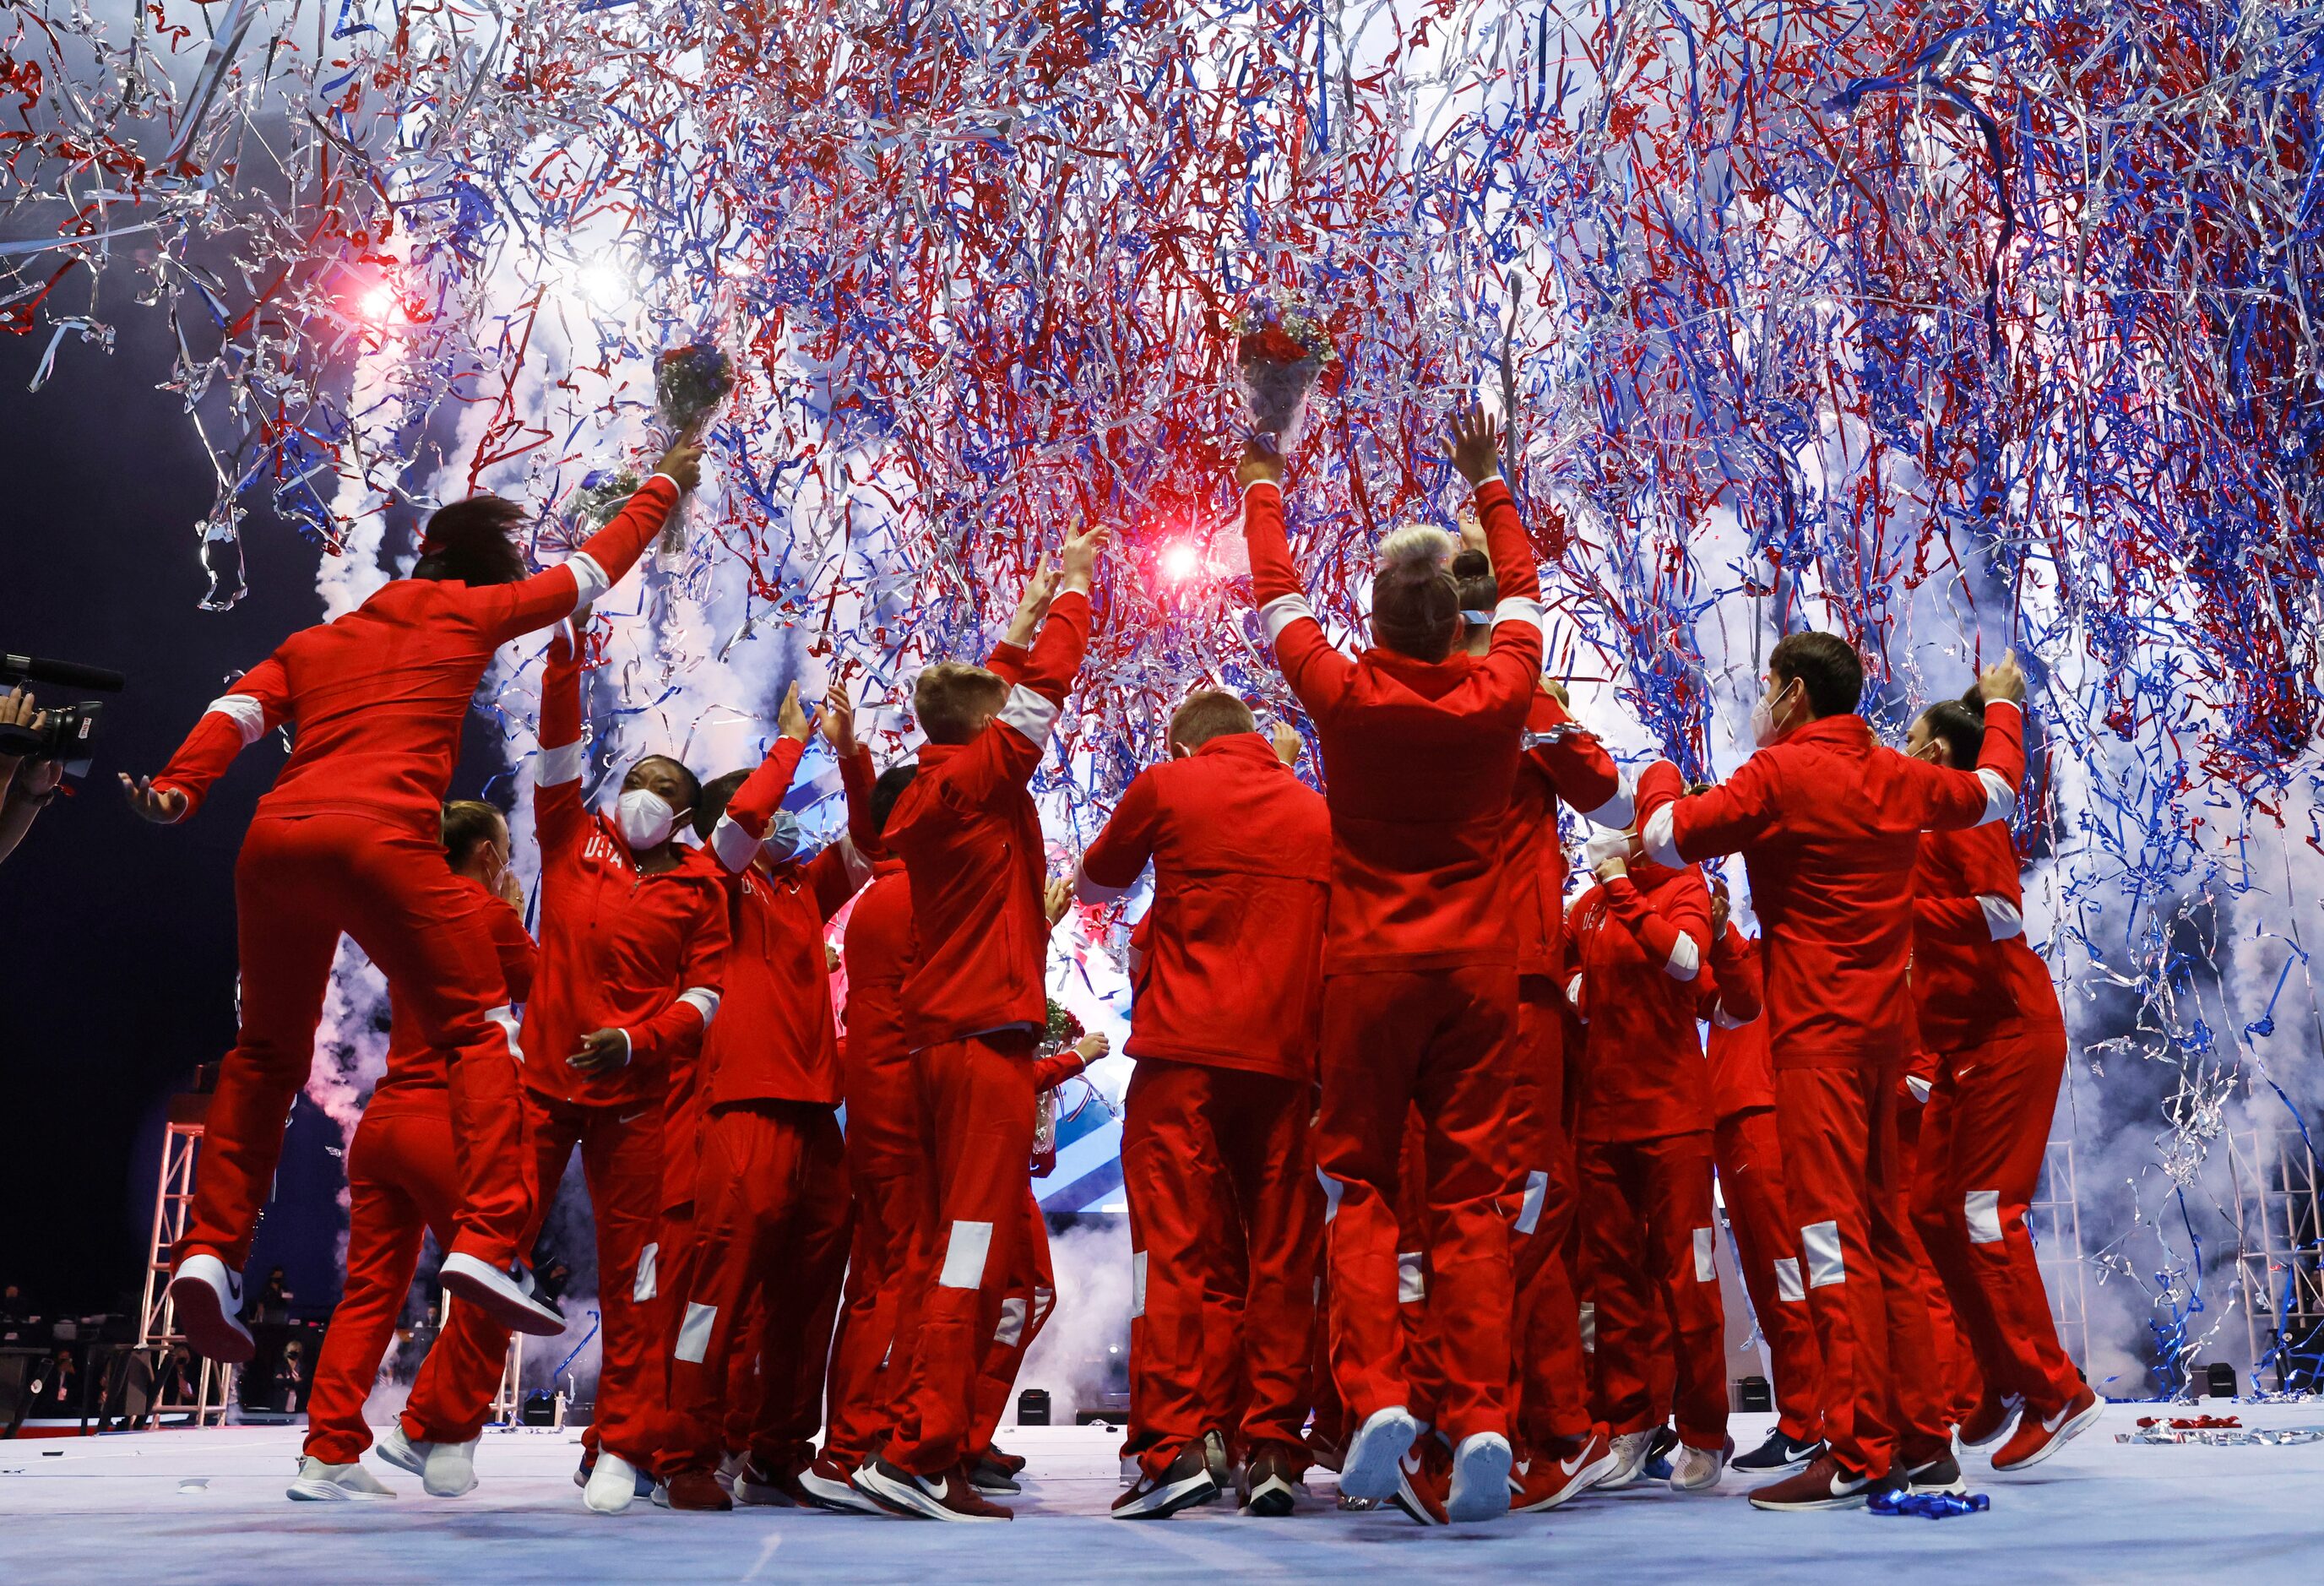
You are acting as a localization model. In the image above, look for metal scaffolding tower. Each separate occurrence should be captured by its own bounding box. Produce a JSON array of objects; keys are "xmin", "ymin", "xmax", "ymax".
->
[
  {"xmin": 2029, "ymin": 1137, "xmax": 2091, "ymax": 1370},
  {"xmin": 133, "ymin": 1098, "xmax": 236, "ymax": 1427},
  {"xmin": 2227, "ymin": 1128, "xmax": 2324, "ymax": 1393}
]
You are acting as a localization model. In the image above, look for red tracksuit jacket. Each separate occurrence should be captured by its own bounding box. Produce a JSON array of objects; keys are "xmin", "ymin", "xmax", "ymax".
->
[
  {"xmin": 154, "ymin": 478, "xmax": 681, "ymax": 831},
  {"xmin": 1508, "ymin": 691, "xmax": 1629, "ymax": 982},
  {"xmin": 701, "ymin": 736, "xmax": 881, "ymax": 1105},
  {"xmin": 1074, "ymin": 731, "xmax": 1331, "ymax": 1079},
  {"xmin": 368, "ymin": 881, "xmax": 537, "ymax": 1118},
  {"xmin": 842, "ymin": 861, "xmax": 913, "ymax": 1068},
  {"xmin": 1242, "ymin": 476, "xmax": 1545, "ymax": 973},
  {"xmin": 523, "ymin": 623, "xmax": 731, "ymax": 1113},
  {"xmin": 888, "ymin": 589, "xmax": 1091, "ymax": 1050},
  {"xmin": 1910, "ymin": 822, "xmax": 2063, "ymax": 1054},
  {"xmin": 1566, "ymin": 863, "xmax": 1713, "ymax": 1143},
  {"xmin": 1701, "ymin": 923, "xmax": 1773, "ymax": 1120},
  {"xmin": 1637, "ymin": 703, "xmax": 2027, "ymax": 1064}
]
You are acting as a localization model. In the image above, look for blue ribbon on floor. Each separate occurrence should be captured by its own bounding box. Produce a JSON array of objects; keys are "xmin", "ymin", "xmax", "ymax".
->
[{"xmin": 1870, "ymin": 1490, "xmax": 1991, "ymax": 1519}]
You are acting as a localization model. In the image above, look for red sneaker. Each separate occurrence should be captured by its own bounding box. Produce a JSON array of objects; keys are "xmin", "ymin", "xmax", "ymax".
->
[
  {"xmin": 662, "ymin": 1468, "xmax": 733, "ymax": 1512},
  {"xmin": 851, "ymin": 1457, "xmax": 1013, "ymax": 1522},
  {"xmin": 1991, "ymin": 1386, "xmax": 2102, "ymax": 1471},
  {"xmin": 1389, "ymin": 1435, "xmax": 1451, "ymax": 1526},
  {"xmin": 988, "ymin": 1444, "xmax": 1028, "ymax": 1477},
  {"xmin": 1512, "ymin": 1426, "xmax": 1618, "ymax": 1513},
  {"xmin": 732, "ymin": 1456, "xmax": 812, "ymax": 1507},
  {"xmin": 795, "ymin": 1452, "xmax": 885, "ymax": 1514},
  {"xmin": 1746, "ymin": 1453, "xmax": 1884, "ymax": 1512}
]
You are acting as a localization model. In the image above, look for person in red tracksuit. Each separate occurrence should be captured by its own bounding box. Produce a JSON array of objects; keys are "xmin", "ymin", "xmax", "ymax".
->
[
  {"xmin": 1072, "ymin": 687, "xmax": 1331, "ymax": 1520},
  {"xmin": 1699, "ymin": 888, "xmax": 1827, "ymax": 1476},
  {"xmin": 1903, "ymin": 691, "xmax": 2097, "ymax": 1470},
  {"xmin": 1892, "ymin": 1051, "xmax": 1985, "ymax": 1433},
  {"xmin": 1564, "ymin": 834, "xmax": 1728, "ymax": 1491},
  {"xmin": 1634, "ymin": 632, "xmax": 2028, "ymax": 1509},
  {"xmin": 851, "ymin": 524, "xmax": 1106, "ymax": 1523},
  {"xmin": 500, "ymin": 613, "xmax": 731, "ymax": 1515},
  {"xmin": 124, "ymin": 439, "xmax": 703, "ymax": 1362},
  {"xmin": 817, "ymin": 767, "xmax": 920, "ymax": 1504},
  {"xmin": 292, "ymin": 801, "xmax": 535, "ymax": 1503},
  {"xmin": 1238, "ymin": 405, "xmax": 1544, "ymax": 1526},
  {"xmin": 1452, "ymin": 548, "xmax": 1632, "ymax": 1512},
  {"xmin": 659, "ymin": 679, "xmax": 879, "ymax": 1512}
]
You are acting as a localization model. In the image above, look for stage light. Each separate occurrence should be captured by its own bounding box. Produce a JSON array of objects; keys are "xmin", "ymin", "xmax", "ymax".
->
[
  {"xmin": 1160, "ymin": 543, "xmax": 1201, "ymax": 583},
  {"xmin": 578, "ymin": 258, "xmax": 629, "ymax": 311},
  {"xmin": 358, "ymin": 284, "xmax": 398, "ymax": 323}
]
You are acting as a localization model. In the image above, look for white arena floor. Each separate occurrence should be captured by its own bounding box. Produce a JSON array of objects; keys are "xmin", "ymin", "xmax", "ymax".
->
[{"xmin": 3, "ymin": 1405, "xmax": 2320, "ymax": 1584}]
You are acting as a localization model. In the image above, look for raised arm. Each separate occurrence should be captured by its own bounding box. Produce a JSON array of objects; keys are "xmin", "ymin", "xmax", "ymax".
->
[
  {"xmin": 1526, "ymin": 689, "xmax": 1631, "ymax": 827},
  {"xmin": 1451, "ymin": 406, "xmax": 1545, "ymax": 710},
  {"xmin": 944, "ymin": 528, "xmax": 1104, "ymax": 807},
  {"xmin": 533, "ymin": 620, "xmax": 591, "ymax": 856},
  {"xmin": 469, "ymin": 437, "xmax": 700, "ymax": 642},
  {"xmin": 134, "ymin": 653, "xmax": 294, "ymax": 823},
  {"xmin": 709, "ymin": 686, "xmax": 811, "ymax": 874},
  {"xmin": 1238, "ymin": 445, "xmax": 1354, "ymax": 711},
  {"xmin": 1638, "ymin": 754, "xmax": 1780, "ymax": 866},
  {"xmin": 1906, "ymin": 698, "xmax": 2027, "ymax": 832}
]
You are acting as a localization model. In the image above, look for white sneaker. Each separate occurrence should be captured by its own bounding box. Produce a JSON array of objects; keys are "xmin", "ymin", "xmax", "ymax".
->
[
  {"xmin": 1338, "ymin": 1405, "xmax": 1425, "ymax": 1502},
  {"xmin": 1595, "ymin": 1430, "xmax": 1657, "ymax": 1489},
  {"xmin": 438, "ymin": 1252, "xmax": 567, "ymax": 1338},
  {"xmin": 287, "ymin": 1458, "xmax": 397, "ymax": 1502},
  {"xmin": 584, "ymin": 1450, "xmax": 643, "ymax": 1514},
  {"xmin": 1445, "ymin": 1432, "xmax": 1512, "ymax": 1522},
  {"xmin": 423, "ymin": 1437, "xmax": 480, "ymax": 1498},
  {"xmin": 375, "ymin": 1423, "xmax": 426, "ymax": 1479},
  {"xmin": 168, "ymin": 1255, "xmax": 255, "ymax": 1364},
  {"xmin": 1668, "ymin": 1439, "xmax": 1729, "ymax": 1491}
]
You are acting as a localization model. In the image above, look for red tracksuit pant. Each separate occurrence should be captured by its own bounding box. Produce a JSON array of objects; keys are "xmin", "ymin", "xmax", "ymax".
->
[
  {"xmin": 1893, "ymin": 1093, "xmax": 1983, "ymax": 1424},
  {"xmin": 1714, "ymin": 1106, "xmax": 1824, "ymax": 1443},
  {"xmin": 1121, "ymin": 1058, "xmax": 1322, "ymax": 1477},
  {"xmin": 1507, "ymin": 984, "xmax": 1590, "ymax": 1453},
  {"xmin": 665, "ymin": 1102, "xmax": 851, "ymax": 1474},
  {"xmin": 1316, "ymin": 966, "xmax": 1516, "ymax": 1444},
  {"xmin": 303, "ymin": 1104, "xmax": 510, "ymax": 1463},
  {"xmin": 1577, "ymin": 1132, "xmax": 1728, "ymax": 1449},
  {"xmin": 1909, "ymin": 1027, "xmax": 2080, "ymax": 1416},
  {"xmin": 824, "ymin": 1043, "xmax": 916, "ymax": 1464},
  {"xmin": 967, "ymin": 1189, "xmax": 1054, "ymax": 1458},
  {"xmin": 184, "ymin": 814, "xmax": 530, "ymax": 1272},
  {"xmin": 886, "ymin": 1031, "xmax": 1038, "ymax": 1477},
  {"xmin": 1777, "ymin": 1057, "xmax": 1950, "ymax": 1479}
]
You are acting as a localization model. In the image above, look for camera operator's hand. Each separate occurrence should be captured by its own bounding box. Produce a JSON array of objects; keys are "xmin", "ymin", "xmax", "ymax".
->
[
  {"xmin": 0, "ymin": 689, "xmax": 45, "ymax": 787},
  {"xmin": 119, "ymin": 774, "xmax": 190, "ymax": 825}
]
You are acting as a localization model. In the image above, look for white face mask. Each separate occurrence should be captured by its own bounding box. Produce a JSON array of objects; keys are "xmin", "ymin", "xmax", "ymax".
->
[
  {"xmin": 1750, "ymin": 679, "xmax": 1796, "ymax": 748},
  {"xmin": 616, "ymin": 787, "xmax": 676, "ymax": 850},
  {"xmin": 760, "ymin": 810, "xmax": 805, "ymax": 864}
]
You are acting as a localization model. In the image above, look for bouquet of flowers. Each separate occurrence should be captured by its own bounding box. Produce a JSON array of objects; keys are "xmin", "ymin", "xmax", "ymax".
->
[
  {"xmin": 1234, "ymin": 298, "xmax": 1344, "ymax": 454},
  {"xmin": 566, "ymin": 466, "xmax": 641, "ymax": 535},
  {"xmin": 1032, "ymin": 997, "xmax": 1086, "ymax": 1172},
  {"xmin": 654, "ymin": 341, "xmax": 734, "ymax": 434}
]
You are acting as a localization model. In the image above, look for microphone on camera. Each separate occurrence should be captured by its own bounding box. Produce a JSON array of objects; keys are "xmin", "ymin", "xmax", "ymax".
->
[{"xmin": 1, "ymin": 654, "xmax": 127, "ymax": 693}]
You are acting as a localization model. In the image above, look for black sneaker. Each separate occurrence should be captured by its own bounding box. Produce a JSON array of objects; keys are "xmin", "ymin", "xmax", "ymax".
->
[
  {"xmin": 1239, "ymin": 1445, "xmax": 1300, "ymax": 1518},
  {"xmin": 1733, "ymin": 1428, "xmax": 1825, "ymax": 1475},
  {"xmin": 966, "ymin": 1451, "xmax": 1022, "ymax": 1494},
  {"xmin": 1904, "ymin": 1453, "xmax": 1965, "ymax": 1495},
  {"xmin": 1110, "ymin": 1443, "xmax": 1219, "ymax": 1520}
]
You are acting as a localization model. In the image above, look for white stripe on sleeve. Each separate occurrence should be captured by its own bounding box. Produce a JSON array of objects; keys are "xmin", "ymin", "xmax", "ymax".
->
[
  {"xmin": 204, "ymin": 694, "xmax": 267, "ymax": 746},
  {"xmin": 709, "ymin": 813, "xmax": 757, "ymax": 873},
  {"xmin": 1664, "ymin": 932, "xmax": 1702, "ymax": 982},
  {"xmin": 1580, "ymin": 771, "xmax": 1634, "ymax": 829},
  {"xmin": 1491, "ymin": 595, "xmax": 1545, "ymax": 636},
  {"xmin": 835, "ymin": 831, "xmax": 876, "ymax": 888},
  {"xmin": 537, "ymin": 739, "xmax": 586, "ymax": 787},
  {"xmin": 1978, "ymin": 894, "xmax": 2024, "ymax": 941},
  {"xmin": 1974, "ymin": 766, "xmax": 2017, "ymax": 826},
  {"xmin": 998, "ymin": 683, "xmax": 1061, "ymax": 746},
  {"xmin": 1257, "ymin": 593, "xmax": 1317, "ymax": 645},
  {"xmin": 677, "ymin": 987, "xmax": 719, "ymax": 1027},
  {"xmin": 1642, "ymin": 801, "xmax": 1683, "ymax": 866},
  {"xmin": 567, "ymin": 551, "xmax": 611, "ymax": 609}
]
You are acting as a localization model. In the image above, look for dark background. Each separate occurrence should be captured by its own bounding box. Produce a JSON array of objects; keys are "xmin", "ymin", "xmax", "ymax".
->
[{"xmin": 0, "ymin": 285, "xmax": 483, "ymax": 1322}]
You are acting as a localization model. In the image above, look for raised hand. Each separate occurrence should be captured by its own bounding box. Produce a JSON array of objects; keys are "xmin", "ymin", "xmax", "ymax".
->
[
  {"xmin": 820, "ymin": 678, "xmax": 859, "ymax": 756},
  {"xmin": 1060, "ymin": 524, "xmax": 1112, "ymax": 593},
  {"xmin": 1072, "ymin": 1031, "xmax": 1110, "ymax": 1064},
  {"xmin": 1270, "ymin": 720, "xmax": 1302, "ymax": 766},
  {"xmin": 1236, "ymin": 437, "xmax": 1285, "ymax": 490},
  {"xmin": 1447, "ymin": 402, "xmax": 1503, "ymax": 486},
  {"xmin": 1979, "ymin": 649, "xmax": 2027, "ymax": 707},
  {"xmin": 656, "ymin": 428, "xmax": 705, "ymax": 492},
  {"xmin": 1005, "ymin": 557, "xmax": 1061, "ymax": 646},
  {"xmin": 776, "ymin": 680, "xmax": 811, "ymax": 743},
  {"xmin": 119, "ymin": 774, "xmax": 189, "ymax": 825},
  {"xmin": 1044, "ymin": 874, "xmax": 1074, "ymax": 926}
]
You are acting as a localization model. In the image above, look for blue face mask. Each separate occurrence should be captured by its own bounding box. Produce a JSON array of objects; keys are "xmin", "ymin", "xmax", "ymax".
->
[{"xmin": 760, "ymin": 810, "xmax": 805, "ymax": 864}]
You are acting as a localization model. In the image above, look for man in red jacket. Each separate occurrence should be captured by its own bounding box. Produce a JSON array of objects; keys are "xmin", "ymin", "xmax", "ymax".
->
[
  {"xmin": 659, "ymin": 680, "xmax": 879, "ymax": 1510},
  {"xmin": 1239, "ymin": 405, "xmax": 1544, "ymax": 1525},
  {"xmin": 518, "ymin": 614, "xmax": 731, "ymax": 1514},
  {"xmin": 1699, "ymin": 888, "xmax": 1827, "ymax": 1478},
  {"xmin": 1903, "ymin": 693, "xmax": 2097, "ymax": 1470},
  {"xmin": 293, "ymin": 801, "xmax": 535, "ymax": 1503},
  {"xmin": 1634, "ymin": 633, "xmax": 2028, "ymax": 1509},
  {"xmin": 123, "ymin": 439, "xmax": 700, "ymax": 1361},
  {"xmin": 1452, "ymin": 554, "xmax": 1628, "ymax": 1511},
  {"xmin": 1565, "ymin": 833, "xmax": 1727, "ymax": 1491},
  {"xmin": 850, "ymin": 524, "xmax": 1107, "ymax": 1522},
  {"xmin": 1073, "ymin": 688, "xmax": 1331, "ymax": 1519}
]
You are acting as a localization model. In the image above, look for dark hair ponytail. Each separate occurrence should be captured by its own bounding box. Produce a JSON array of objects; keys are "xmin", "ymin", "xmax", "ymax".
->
[
  {"xmin": 1919, "ymin": 686, "xmax": 1987, "ymax": 767},
  {"xmin": 413, "ymin": 497, "xmax": 529, "ymax": 586}
]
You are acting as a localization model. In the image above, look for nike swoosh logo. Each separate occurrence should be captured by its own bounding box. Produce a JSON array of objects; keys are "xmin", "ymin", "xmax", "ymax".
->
[
  {"xmin": 617, "ymin": 1108, "xmax": 653, "ymax": 1124},
  {"xmin": 1559, "ymin": 1448, "xmax": 1589, "ymax": 1475},
  {"xmin": 1399, "ymin": 1452, "xmax": 1423, "ymax": 1475}
]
